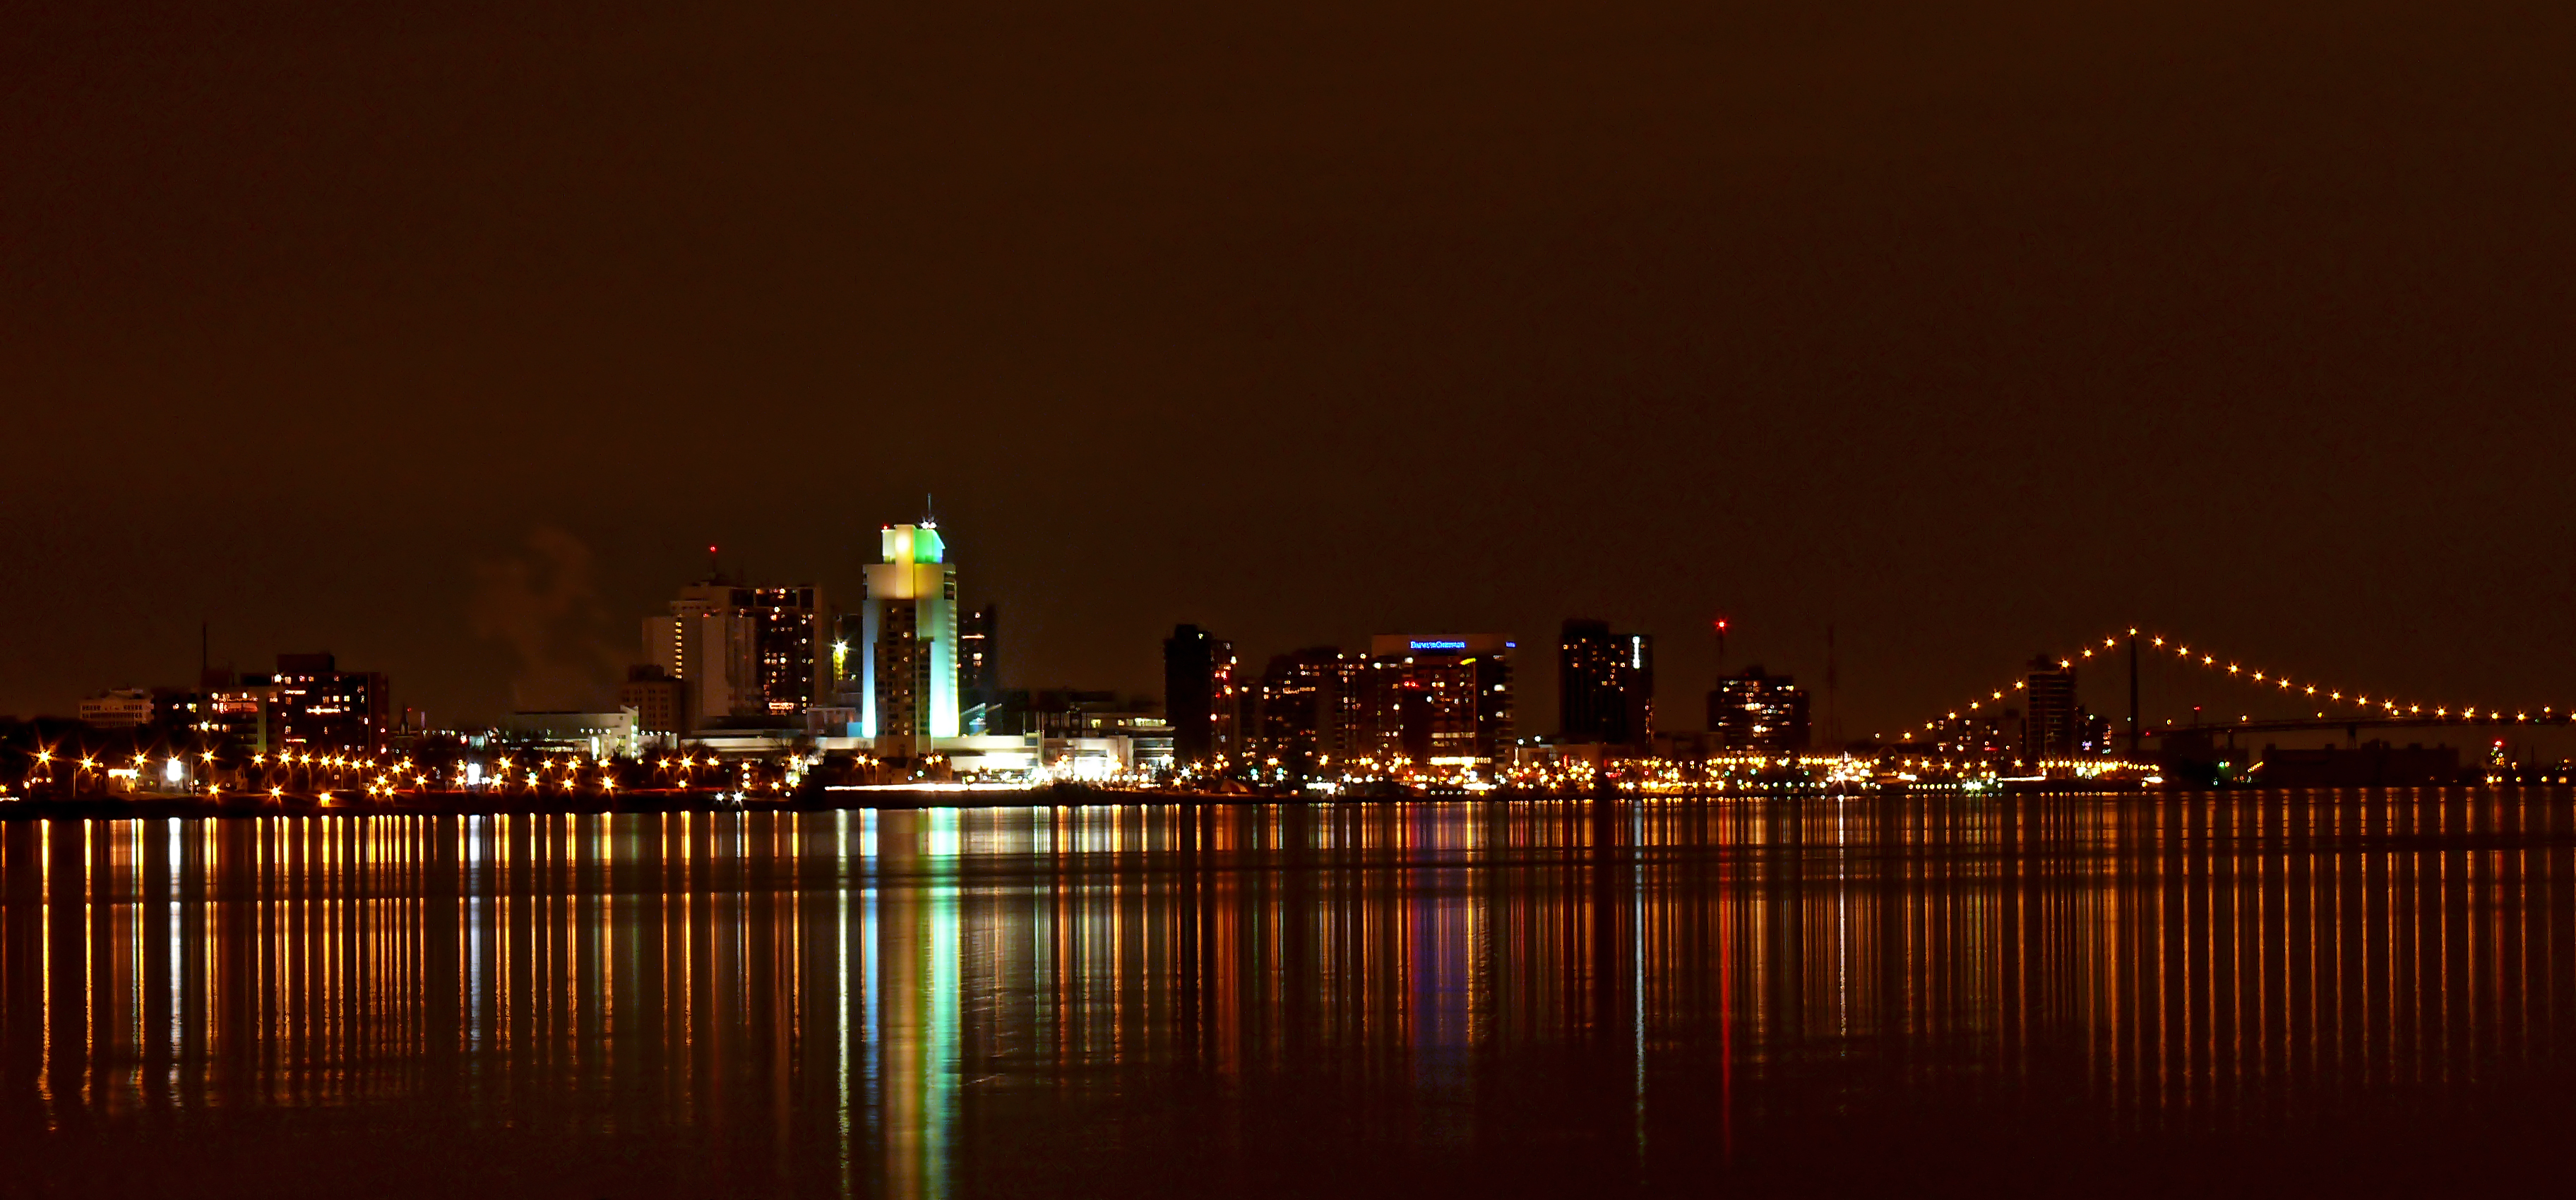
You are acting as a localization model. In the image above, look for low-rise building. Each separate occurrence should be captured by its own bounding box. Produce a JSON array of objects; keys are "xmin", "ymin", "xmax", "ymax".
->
[
  {"xmin": 77, "ymin": 688, "xmax": 154, "ymax": 728},
  {"xmin": 619, "ymin": 664, "xmax": 690, "ymax": 737},
  {"xmin": 501, "ymin": 709, "xmax": 644, "ymax": 760}
]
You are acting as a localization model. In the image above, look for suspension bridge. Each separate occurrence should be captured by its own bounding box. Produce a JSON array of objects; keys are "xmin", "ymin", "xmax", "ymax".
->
[{"xmin": 1902, "ymin": 628, "xmax": 2572, "ymax": 756}]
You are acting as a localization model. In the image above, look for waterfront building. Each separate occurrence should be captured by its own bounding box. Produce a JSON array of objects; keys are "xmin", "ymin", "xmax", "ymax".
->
[
  {"xmin": 646, "ymin": 579, "xmax": 828, "ymax": 730},
  {"xmin": 188, "ymin": 672, "xmax": 281, "ymax": 750},
  {"xmin": 928, "ymin": 689, "xmax": 1171, "ymax": 778},
  {"xmin": 245, "ymin": 652, "xmax": 389, "ymax": 753},
  {"xmin": 2022, "ymin": 656, "xmax": 2080, "ymax": 761},
  {"xmin": 646, "ymin": 584, "xmax": 756, "ymax": 728},
  {"xmin": 1707, "ymin": 665, "xmax": 1810, "ymax": 752},
  {"xmin": 77, "ymin": 688, "xmax": 154, "ymax": 728},
  {"xmin": 1249, "ymin": 647, "xmax": 1344, "ymax": 774},
  {"xmin": 501, "ymin": 709, "xmax": 644, "ymax": 760},
  {"xmin": 619, "ymin": 664, "xmax": 689, "ymax": 737},
  {"xmin": 860, "ymin": 522, "xmax": 959, "ymax": 757},
  {"xmin": 1163, "ymin": 625, "xmax": 1239, "ymax": 767},
  {"xmin": 1357, "ymin": 635, "xmax": 1515, "ymax": 766},
  {"xmin": 957, "ymin": 605, "xmax": 1000, "ymax": 733},
  {"xmin": 744, "ymin": 585, "xmax": 828, "ymax": 714},
  {"xmin": 1558, "ymin": 619, "xmax": 1654, "ymax": 748}
]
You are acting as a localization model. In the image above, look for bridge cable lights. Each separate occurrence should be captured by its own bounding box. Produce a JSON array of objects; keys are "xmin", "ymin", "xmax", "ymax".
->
[{"xmin": 1904, "ymin": 625, "xmax": 2552, "ymax": 746}]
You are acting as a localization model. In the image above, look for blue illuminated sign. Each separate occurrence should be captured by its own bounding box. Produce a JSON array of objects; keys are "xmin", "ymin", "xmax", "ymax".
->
[{"xmin": 1409, "ymin": 639, "xmax": 1468, "ymax": 651}]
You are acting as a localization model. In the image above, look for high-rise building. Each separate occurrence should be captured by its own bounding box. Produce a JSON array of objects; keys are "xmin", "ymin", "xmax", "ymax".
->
[
  {"xmin": 744, "ymin": 585, "xmax": 828, "ymax": 715},
  {"xmin": 1163, "ymin": 625, "xmax": 1239, "ymax": 767},
  {"xmin": 647, "ymin": 584, "xmax": 753, "ymax": 728},
  {"xmin": 2022, "ymin": 656, "xmax": 2080, "ymax": 761},
  {"xmin": 1249, "ymin": 647, "xmax": 1344, "ymax": 773},
  {"xmin": 246, "ymin": 652, "xmax": 389, "ymax": 752},
  {"xmin": 1707, "ymin": 665, "xmax": 1810, "ymax": 752},
  {"xmin": 1357, "ymin": 635, "xmax": 1515, "ymax": 765},
  {"xmin": 645, "ymin": 579, "xmax": 825, "ymax": 728},
  {"xmin": 1558, "ymin": 619, "xmax": 1653, "ymax": 747},
  {"xmin": 861, "ymin": 522, "xmax": 959, "ymax": 757},
  {"xmin": 958, "ymin": 605, "xmax": 999, "ymax": 731}
]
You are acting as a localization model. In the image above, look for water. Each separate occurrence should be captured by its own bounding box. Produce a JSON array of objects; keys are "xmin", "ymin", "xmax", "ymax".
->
[{"xmin": 4, "ymin": 791, "xmax": 2574, "ymax": 1198}]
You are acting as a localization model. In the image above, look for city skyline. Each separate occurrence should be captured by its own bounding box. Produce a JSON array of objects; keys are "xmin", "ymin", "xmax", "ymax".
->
[
  {"xmin": 29, "ymin": 528, "xmax": 2576, "ymax": 759},
  {"xmin": 11, "ymin": 2, "xmax": 2575, "ymax": 1196}
]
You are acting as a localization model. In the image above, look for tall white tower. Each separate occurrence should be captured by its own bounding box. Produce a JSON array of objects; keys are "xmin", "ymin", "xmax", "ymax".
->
[
  {"xmin": 860, "ymin": 522, "xmax": 959, "ymax": 755},
  {"xmin": 644, "ymin": 583, "xmax": 758, "ymax": 730}
]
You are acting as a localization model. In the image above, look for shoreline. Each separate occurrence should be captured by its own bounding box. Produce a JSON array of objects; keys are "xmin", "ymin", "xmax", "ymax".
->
[{"xmin": 0, "ymin": 778, "xmax": 2559, "ymax": 820}]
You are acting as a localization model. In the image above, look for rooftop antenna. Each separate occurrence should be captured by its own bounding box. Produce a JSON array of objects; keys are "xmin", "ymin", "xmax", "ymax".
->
[
  {"xmin": 924, "ymin": 493, "xmax": 938, "ymax": 528},
  {"xmin": 708, "ymin": 544, "xmax": 720, "ymax": 582}
]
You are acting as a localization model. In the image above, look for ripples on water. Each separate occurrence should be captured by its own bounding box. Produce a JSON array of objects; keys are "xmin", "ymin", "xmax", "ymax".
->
[{"xmin": 4, "ymin": 791, "xmax": 2574, "ymax": 1197}]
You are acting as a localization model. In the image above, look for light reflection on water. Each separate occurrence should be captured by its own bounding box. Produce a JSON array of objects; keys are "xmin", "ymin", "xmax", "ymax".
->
[{"xmin": 2, "ymin": 791, "xmax": 2573, "ymax": 1196}]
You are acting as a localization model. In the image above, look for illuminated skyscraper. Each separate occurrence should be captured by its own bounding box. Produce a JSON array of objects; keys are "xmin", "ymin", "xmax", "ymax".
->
[{"xmin": 861, "ymin": 522, "xmax": 959, "ymax": 755}]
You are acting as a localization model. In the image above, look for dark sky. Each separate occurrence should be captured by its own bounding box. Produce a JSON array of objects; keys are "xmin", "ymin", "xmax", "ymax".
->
[{"xmin": 6, "ymin": 0, "xmax": 2572, "ymax": 736}]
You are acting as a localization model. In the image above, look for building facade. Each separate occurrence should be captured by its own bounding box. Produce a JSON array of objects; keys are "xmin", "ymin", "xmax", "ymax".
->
[
  {"xmin": 645, "ymin": 580, "xmax": 826, "ymax": 731},
  {"xmin": 860, "ymin": 522, "xmax": 959, "ymax": 757},
  {"xmin": 744, "ymin": 585, "xmax": 827, "ymax": 715},
  {"xmin": 958, "ymin": 604, "xmax": 999, "ymax": 733},
  {"xmin": 1162, "ymin": 625, "xmax": 1239, "ymax": 767},
  {"xmin": 1248, "ymin": 647, "xmax": 1344, "ymax": 774},
  {"xmin": 2022, "ymin": 657, "xmax": 2080, "ymax": 761},
  {"xmin": 1356, "ymin": 635, "xmax": 1515, "ymax": 766},
  {"xmin": 1558, "ymin": 619, "xmax": 1654, "ymax": 748},
  {"xmin": 78, "ymin": 688, "xmax": 155, "ymax": 728},
  {"xmin": 246, "ymin": 652, "xmax": 390, "ymax": 753},
  {"xmin": 501, "ymin": 709, "xmax": 644, "ymax": 760},
  {"xmin": 619, "ymin": 664, "xmax": 689, "ymax": 737},
  {"xmin": 647, "ymin": 585, "xmax": 757, "ymax": 728},
  {"xmin": 1707, "ymin": 665, "xmax": 1810, "ymax": 752}
]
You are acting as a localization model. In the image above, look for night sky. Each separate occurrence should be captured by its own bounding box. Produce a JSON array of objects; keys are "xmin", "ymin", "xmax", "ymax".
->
[{"xmin": 6, "ymin": 1, "xmax": 2571, "ymax": 735}]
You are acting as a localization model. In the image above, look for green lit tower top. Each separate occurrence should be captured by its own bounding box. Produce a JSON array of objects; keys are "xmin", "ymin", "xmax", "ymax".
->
[{"xmin": 860, "ymin": 521, "xmax": 959, "ymax": 752}]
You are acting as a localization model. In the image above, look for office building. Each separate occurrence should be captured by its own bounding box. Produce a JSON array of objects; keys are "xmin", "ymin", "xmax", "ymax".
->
[
  {"xmin": 646, "ymin": 584, "xmax": 756, "ymax": 728},
  {"xmin": 1708, "ymin": 665, "xmax": 1810, "ymax": 752},
  {"xmin": 77, "ymin": 688, "xmax": 154, "ymax": 728},
  {"xmin": 2022, "ymin": 656, "xmax": 2080, "ymax": 761},
  {"xmin": 744, "ymin": 585, "xmax": 828, "ymax": 714},
  {"xmin": 1249, "ymin": 647, "xmax": 1344, "ymax": 772},
  {"xmin": 246, "ymin": 652, "xmax": 389, "ymax": 753},
  {"xmin": 181, "ymin": 668, "xmax": 281, "ymax": 750},
  {"xmin": 1558, "ymin": 619, "xmax": 1654, "ymax": 748},
  {"xmin": 645, "ymin": 578, "xmax": 827, "ymax": 730},
  {"xmin": 619, "ymin": 664, "xmax": 689, "ymax": 737},
  {"xmin": 959, "ymin": 605, "xmax": 999, "ymax": 732},
  {"xmin": 861, "ymin": 522, "xmax": 959, "ymax": 757},
  {"xmin": 1163, "ymin": 625, "xmax": 1239, "ymax": 767},
  {"xmin": 1356, "ymin": 635, "xmax": 1515, "ymax": 765}
]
